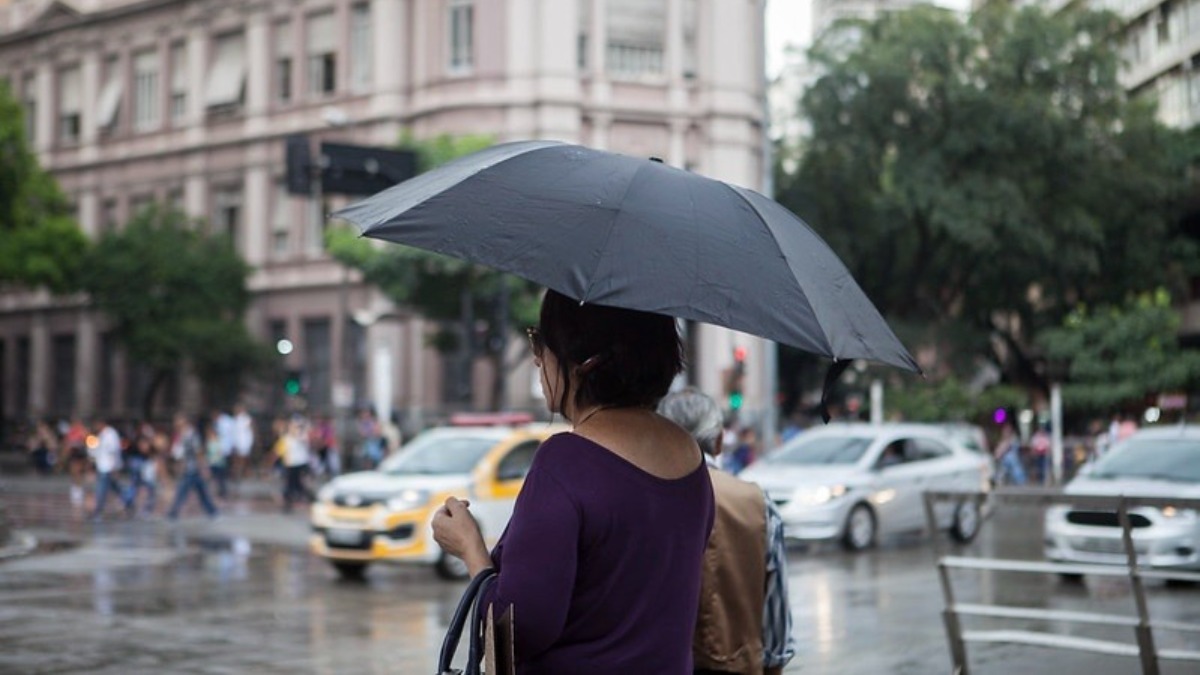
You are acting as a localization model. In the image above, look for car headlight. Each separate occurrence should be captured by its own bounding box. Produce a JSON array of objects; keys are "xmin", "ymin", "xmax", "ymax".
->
[
  {"xmin": 1160, "ymin": 506, "xmax": 1197, "ymax": 520},
  {"xmin": 793, "ymin": 484, "xmax": 848, "ymax": 506},
  {"xmin": 317, "ymin": 484, "xmax": 336, "ymax": 503},
  {"xmin": 386, "ymin": 489, "xmax": 431, "ymax": 512}
]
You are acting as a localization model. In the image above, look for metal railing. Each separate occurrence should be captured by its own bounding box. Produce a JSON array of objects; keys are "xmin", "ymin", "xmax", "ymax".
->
[{"xmin": 923, "ymin": 488, "xmax": 1200, "ymax": 675}]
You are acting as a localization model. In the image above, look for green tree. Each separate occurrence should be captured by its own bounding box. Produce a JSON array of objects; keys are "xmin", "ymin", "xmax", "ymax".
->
[
  {"xmin": 1040, "ymin": 290, "xmax": 1200, "ymax": 412},
  {"xmin": 777, "ymin": 5, "xmax": 1192, "ymax": 395},
  {"xmin": 79, "ymin": 205, "xmax": 272, "ymax": 419},
  {"xmin": 328, "ymin": 133, "xmax": 542, "ymax": 409},
  {"xmin": 0, "ymin": 81, "xmax": 88, "ymax": 291}
]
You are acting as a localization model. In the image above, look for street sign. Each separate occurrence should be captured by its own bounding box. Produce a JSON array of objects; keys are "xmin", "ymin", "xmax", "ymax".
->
[
  {"xmin": 320, "ymin": 143, "xmax": 417, "ymax": 196},
  {"xmin": 284, "ymin": 136, "xmax": 418, "ymax": 197}
]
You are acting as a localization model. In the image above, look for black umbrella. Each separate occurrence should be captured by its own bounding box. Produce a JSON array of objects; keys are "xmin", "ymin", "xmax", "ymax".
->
[{"xmin": 334, "ymin": 141, "xmax": 919, "ymax": 415}]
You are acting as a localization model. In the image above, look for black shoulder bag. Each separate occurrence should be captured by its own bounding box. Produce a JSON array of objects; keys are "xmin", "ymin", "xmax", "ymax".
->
[{"xmin": 437, "ymin": 568, "xmax": 498, "ymax": 675}]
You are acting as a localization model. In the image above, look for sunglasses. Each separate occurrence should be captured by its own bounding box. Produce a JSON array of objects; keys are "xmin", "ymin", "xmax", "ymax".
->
[{"xmin": 525, "ymin": 326, "xmax": 545, "ymax": 358}]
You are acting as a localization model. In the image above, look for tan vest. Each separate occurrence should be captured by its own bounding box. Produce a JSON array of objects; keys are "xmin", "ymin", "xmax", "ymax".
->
[{"xmin": 693, "ymin": 469, "xmax": 768, "ymax": 674}]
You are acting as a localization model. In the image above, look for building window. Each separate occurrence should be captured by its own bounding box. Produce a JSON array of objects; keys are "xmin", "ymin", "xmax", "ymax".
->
[
  {"xmin": 275, "ymin": 21, "xmax": 293, "ymax": 103},
  {"xmin": 21, "ymin": 72, "xmax": 36, "ymax": 143},
  {"xmin": 578, "ymin": 0, "xmax": 590, "ymax": 71},
  {"xmin": 448, "ymin": 0, "xmax": 474, "ymax": 73},
  {"xmin": 303, "ymin": 318, "xmax": 332, "ymax": 409},
  {"xmin": 167, "ymin": 187, "xmax": 185, "ymax": 216},
  {"xmin": 102, "ymin": 198, "xmax": 120, "ymax": 233},
  {"xmin": 350, "ymin": 4, "xmax": 372, "ymax": 90},
  {"xmin": 307, "ymin": 12, "xmax": 337, "ymax": 96},
  {"xmin": 97, "ymin": 56, "xmax": 123, "ymax": 135},
  {"xmin": 58, "ymin": 66, "xmax": 81, "ymax": 144},
  {"xmin": 1157, "ymin": 4, "xmax": 1172, "ymax": 43},
  {"xmin": 206, "ymin": 32, "xmax": 246, "ymax": 113},
  {"xmin": 129, "ymin": 193, "xmax": 154, "ymax": 221},
  {"xmin": 133, "ymin": 50, "xmax": 160, "ymax": 132},
  {"xmin": 682, "ymin": 0, "xmax": 698, "ymax": 79},
  {"xmin": 15, "ymin": 336, "xmax": 30, "ymax": 418},
  {"xmin": 606, "ymin": 0, "xmax": 665, "ymax": 77},
  {"xmin": 272, "ymin": 184, "xmax": 291, "ymax": 258},
  {"xmin": 52, "ymin": 333, "xmax": 76, "ymax": 418},
  {"xmin": 212, "ymin": 185, "xmax": 242, "ymax": 248},
  {"xmin": 170, "ymin": 42, "xmax": 188, "ymax": 124}
]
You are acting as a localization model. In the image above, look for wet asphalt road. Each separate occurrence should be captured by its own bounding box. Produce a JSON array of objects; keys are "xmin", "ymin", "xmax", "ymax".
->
[{"xmin": 2, "ymin": 476, "xmax": 1199, "ymax": 675}]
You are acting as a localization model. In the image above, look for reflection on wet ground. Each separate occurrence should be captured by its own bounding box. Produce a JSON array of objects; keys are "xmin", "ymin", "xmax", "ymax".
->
[{"xmin": 2, "ymin": 481, "xmax": 1198, "ymax": 674}]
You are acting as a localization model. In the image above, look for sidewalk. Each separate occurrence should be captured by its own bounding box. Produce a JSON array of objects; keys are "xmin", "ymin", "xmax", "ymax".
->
[{"xmin": 0, "ymin": 471, "xmax": 316, "ymax": 553}]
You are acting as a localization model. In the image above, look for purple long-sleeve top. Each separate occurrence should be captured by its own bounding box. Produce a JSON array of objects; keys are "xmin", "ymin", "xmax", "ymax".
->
[{"xmin": 484, "ymin": 432, "xmax": 714, "ymax": 674}]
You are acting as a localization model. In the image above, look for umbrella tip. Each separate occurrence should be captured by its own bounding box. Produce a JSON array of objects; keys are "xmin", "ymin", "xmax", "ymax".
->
[{"xmin": 649, "ymin": 156, "xmax": 664, "ymax": 164}]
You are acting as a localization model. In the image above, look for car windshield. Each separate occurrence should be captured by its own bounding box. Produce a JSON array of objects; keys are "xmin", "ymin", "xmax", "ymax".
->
[
  {"xmin": 764, "ymin": 435, "xmax": 874, "ymax": 465},
  {"xmin": 1089, "ymin": 438, "xmax": 1200, "ymax": 482},
  {"xmin": 380, "ymin": 433, "xmax": 500, "ymax": 475}
]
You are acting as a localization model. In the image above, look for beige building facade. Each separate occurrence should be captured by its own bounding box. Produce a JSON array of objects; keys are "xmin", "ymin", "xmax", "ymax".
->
[{"xmin": 0, "ymin": 0, "xmax": 768, "ymax": 430}]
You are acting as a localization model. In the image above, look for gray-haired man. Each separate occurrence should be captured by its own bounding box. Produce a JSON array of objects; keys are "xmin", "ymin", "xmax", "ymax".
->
[{"xmin": 659, "ymin": 388, "xmax": 795, "ymax": 675}]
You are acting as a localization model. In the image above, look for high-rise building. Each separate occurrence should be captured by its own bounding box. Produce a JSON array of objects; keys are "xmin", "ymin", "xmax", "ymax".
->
[{"xmin": 0, "ymin": 0, "xmax": 767, "ymax": 431}]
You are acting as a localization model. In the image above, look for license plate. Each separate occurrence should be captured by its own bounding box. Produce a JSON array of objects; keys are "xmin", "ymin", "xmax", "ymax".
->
[{"xmin": 327, "ymin": 528, "xmax": 365, "ymax": 546}]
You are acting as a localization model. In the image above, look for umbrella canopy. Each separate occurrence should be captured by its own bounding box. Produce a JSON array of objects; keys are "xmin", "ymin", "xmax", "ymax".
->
[{"xmin": 334, "ymin": 140, "xmax": 919, "ymax": 376}]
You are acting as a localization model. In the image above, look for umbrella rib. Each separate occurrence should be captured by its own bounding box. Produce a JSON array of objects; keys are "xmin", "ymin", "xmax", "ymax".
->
[{"xmin": 577, "ymin": 162, "xmax": 645, "ymax": 305}]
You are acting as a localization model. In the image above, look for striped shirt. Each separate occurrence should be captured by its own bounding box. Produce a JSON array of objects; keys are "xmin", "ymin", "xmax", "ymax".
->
[{"xmin": 762, "ymin": 495, "xmax": 797, "ymax": 669}]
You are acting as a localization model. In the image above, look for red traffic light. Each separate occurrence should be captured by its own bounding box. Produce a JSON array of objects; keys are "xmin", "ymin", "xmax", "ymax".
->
[{"xmin": 733, "ymin": 345, "xmax": 747, "ymax": 362}]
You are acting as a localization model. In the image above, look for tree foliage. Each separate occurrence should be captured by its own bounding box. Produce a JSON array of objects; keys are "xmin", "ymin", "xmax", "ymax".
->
[
  {"xmin": 79, "ymin": 206, "xmax": 271, "ymax": 418},
  {"xmin": 328, "ymin": 133, "xmax": 542, "ymax": 408},
  {"xmin": 777, "ymin": 5, "xmax": 1193, "ymax": 394},
  {"xmin": 1040, "ymin": 290, "xmax": 1200, "ymax": 412},
  {"xmin": 0, "ymin": 81, "xmax": 88, "ymax": 292}
]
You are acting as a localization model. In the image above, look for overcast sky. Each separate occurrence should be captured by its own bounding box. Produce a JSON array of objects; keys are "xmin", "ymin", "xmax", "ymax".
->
[{"xmin": 766, "ymin": 0, "xmax": 972, "ymax": 76}]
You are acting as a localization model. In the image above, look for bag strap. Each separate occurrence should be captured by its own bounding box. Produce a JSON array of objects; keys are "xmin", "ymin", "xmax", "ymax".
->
[
  {"xmin": 437, "ymin": 568, "xmax": 497, "ymax": 675},
  {"xmin": 464, "ymin": 573, "xmax": 497, "ymax": 675}
]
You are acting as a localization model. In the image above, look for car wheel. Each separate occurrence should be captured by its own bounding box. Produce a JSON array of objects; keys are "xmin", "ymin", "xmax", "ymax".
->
[
  {"xmin": 842, "ymin": 503, "xmax": 877, "ymax": 552},
  {"xmin": 332, "ymin": 561, "xmax": 368, "ymax": 580},
  {"xmin": 949, "ymin": 500, "xmax": 981, "ymax": 543},
  {"xmin": 435, "ymin": 549, "xmax": 470, "ymax": 581}
]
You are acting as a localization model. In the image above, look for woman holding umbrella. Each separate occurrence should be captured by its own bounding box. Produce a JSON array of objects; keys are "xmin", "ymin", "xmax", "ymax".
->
[{"xmin": 433, "ymin": 289, "xmax": 714, "ymax": 673}]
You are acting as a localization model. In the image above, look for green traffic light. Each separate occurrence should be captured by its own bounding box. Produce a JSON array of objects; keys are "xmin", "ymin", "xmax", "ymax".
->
[
  {"xmin": 729, "ymin": 392, "xmax": 743, "ymax": 410},
  {"xmin": 285, "ymin": 379, "xmax": 301, "ymax": 396}
]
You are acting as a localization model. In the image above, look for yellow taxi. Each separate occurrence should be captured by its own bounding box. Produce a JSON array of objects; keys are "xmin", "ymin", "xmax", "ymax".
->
[{"xmin": 310, "ymin": 422, "xmax": 565, "ymax": 579}]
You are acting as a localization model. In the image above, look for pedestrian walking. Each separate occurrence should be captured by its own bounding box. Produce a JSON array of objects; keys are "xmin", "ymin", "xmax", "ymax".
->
[
  {"xmin": 658, "ymin": 388, "xmax": 796, "ymax": 675},
  {"xmin": 166, "ymin": 414, "xmax": 218, "ymax": 520},
  {"xmin": 281, "ymin": 416, "xmax": 314, "ymax": 513},
  {"xmin": 27, "ymin": 420, "xmax": 56, "ymax": 475},
  {"xmin": 1030, "ymin": 425, "xmax": 1051, "ymax": 485},
  {"xmin": 994, "ymin": 424, "xmax": 1027, "ymax": 486},
  {"xmin": 89, "ymin": 418, "xmax": 129, "ymax": 521},
  {"xmin": 204, "ymin": 423, "xmax": 229, "ymax": 500},
  {"xmin": 232, "ymin": 403, "xmax": 254, "ymax": 481},
  {"xmin": 61, "ymin": 416, "xmax": 89, "ymax": 507},
  {"xmin": 213, "ymin": 407, "xmax": 236, "ymax": 498},
  {"xmin": 356, "ymin": 409, "xmax": 383, "ymax": 470},
  {"xmin": 122, "ymin": 433, "xmax": 157, "ymax": 514}
]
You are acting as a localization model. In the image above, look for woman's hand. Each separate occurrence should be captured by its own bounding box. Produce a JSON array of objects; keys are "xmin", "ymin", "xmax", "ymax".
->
[{"xmin": 431, "ymin": 497, "xmax": 492, "ymax": 577}]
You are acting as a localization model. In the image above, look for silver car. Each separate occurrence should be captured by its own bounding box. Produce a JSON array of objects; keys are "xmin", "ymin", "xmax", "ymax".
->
[
  {"xmin": 1044, "ymin": 426, "xmax": 1200, "ymax": 572},
  {"xmin": 740, "ymin": 423, "xmax": 993, "ymax": 551}
]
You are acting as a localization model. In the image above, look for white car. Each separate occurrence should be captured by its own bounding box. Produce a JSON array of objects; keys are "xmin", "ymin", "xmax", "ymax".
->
[
  {"xmin": 740, "ymin": 423, "xmax": 992, "ymax": 550},
  {"xmin": 1044, "ymin": 426, "xmax": 1200, "ymax": 573}
]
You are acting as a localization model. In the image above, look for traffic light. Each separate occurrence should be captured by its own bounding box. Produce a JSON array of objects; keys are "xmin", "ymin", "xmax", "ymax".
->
[
  {"xmin": 729, "ymin": 346, "xmax": 746, "ymax": 411},
  {"xmin": 284, "ymin": 369, "xmax": 304, "ymax": 396}
]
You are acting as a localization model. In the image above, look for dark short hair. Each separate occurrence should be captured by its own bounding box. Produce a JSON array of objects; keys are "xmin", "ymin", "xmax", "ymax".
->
[{"xmin": 539, "ymin": 289, "xmax": 683, "ymax": 415}]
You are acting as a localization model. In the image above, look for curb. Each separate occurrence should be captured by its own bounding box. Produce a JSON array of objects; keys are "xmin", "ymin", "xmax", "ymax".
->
[{"xmin": 0, "ymin": 531, "xmax": 38, "ymax": 561}]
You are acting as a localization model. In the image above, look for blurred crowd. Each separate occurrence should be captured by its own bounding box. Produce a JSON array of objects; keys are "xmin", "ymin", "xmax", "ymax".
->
[{"xmin": 13, "ymin": 405, "xmax": 404, "ymax": 521}]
